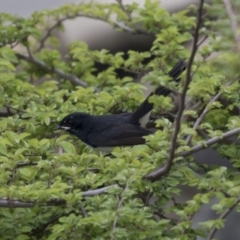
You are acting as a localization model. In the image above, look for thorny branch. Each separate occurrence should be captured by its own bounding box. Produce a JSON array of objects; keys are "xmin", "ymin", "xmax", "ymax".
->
[{"xmin": 145, "ymin": 0, "xmax": 205, "ymax": 181}]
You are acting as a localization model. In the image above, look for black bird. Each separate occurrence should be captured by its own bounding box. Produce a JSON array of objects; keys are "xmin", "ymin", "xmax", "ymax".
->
[{"xmin": 55, "ymin": 60, "xmax": 186, "ymax": 152}]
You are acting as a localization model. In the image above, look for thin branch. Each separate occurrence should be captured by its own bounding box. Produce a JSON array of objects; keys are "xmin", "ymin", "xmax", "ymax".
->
[
  {"xmin": 37, "ymin": 13, "xmax": 149, "ymax": 52},
  {"xmin": 197, "ymin": 129, "xmax": 211, "ymax": 140},
  {"xmin": 26, "ymin": 44, "xmax": 33, "ymax": 58},
  {"xmin": 0, "ymin": 112, "xmax": 14, "ymax": 117},
  {"xmin": 111, "ymin": 185, "xmax": 128, "ymax": 240},
  {"xmin": 116, "ymin": 0, "xmax": 132, "ymax": 21},
  {"xmin": 36, "ymin": 15, "xmax": 71, "ymax": 52},
  {"xmin": 111, "ymin": 20, "xmax": 150, "ymax": 34},
  {"xmin": 146, "ymin": 127, "xmax": 240, "ymax": 181},
  {"xmin": 0, "ymin": 199, "xmax": 35, "ymax": 208},
  {"xmin": 145, "ymin": 0, "xmax": 205, "ymax": 181},
  {"xmin": 186, "ymin": 80, "xmax": 236, "ymax": 144},
  {"xmin": 222, "ymin": 0, "xmax": 240, "ymax": 50},
  {"xmin": 79, "ymin": 201, "xmax": 88, "ymax": 218},
  {"xmin": 144, "ymin": 191, "xmax": 153, "ymax": 206},
  {"xmin": 197, "ymin": 94, "xmax": 221, "ymax": 123},
  {"xmin": 16, "ymin": 53, "xmax": 88, "ymax": 87},
  {"xmin": 32, "ymin": 213, "xmax": 64, "ymax": 236},
  {"xmin": 197, "ymin": 35, "xmax": 208, "ymax": 48},
  {"xmin": 0, "ymin": 185, "xmax": 118, "ymax": 208},
  {"xmin": 181, "ymin": 127, "xmax": 240, "ymax": 158},
  {"xmin": 82, "ymin": 185, "xmax": 117, "ymax": 197},
  {"xmin": 207, "ymin": 196, "xmax": 240, "ymax": 240},
  {"xmin": 47, "ymin": 167, "xmax": 53, "ymax": 188},
  {"xmin": 15, "ymin": 162, "xmax": 38, "ymax": 168}
]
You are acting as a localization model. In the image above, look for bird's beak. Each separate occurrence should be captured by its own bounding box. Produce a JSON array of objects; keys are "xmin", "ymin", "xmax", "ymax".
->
[{"xmin": 54, "ymin": 126, "xmax": 70, "ymax": 131}]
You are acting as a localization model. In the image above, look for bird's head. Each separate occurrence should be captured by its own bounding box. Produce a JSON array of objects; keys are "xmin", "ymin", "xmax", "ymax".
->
[{"xmin": 55, "ymin": 112, "xmax": 88, "ymax": 134}]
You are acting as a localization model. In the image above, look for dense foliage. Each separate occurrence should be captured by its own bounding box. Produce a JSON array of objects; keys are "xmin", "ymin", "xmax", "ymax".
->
[{"xmin": 0, "ymin": 0, "xmax": 240, "ymax": 239}]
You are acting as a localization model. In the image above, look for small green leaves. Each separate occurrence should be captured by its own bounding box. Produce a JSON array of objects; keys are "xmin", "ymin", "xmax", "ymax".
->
[
  {"xmin": 59, "ymin": 141, "xmax": 76, "ymax": 154},
  {"xmin": 19, "ymin": 168, "xmax": 38, "ymax": 181},
  {"xmin": 0, "ymin": 58, "xmax": 16, "ymax": 71}
]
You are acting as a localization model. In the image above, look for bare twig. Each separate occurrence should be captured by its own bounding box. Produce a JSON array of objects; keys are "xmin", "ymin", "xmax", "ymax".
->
[
  {"xmin": 197, "ymin": 35, "xmax": 208, "ymax": 48},
  {"xmin": 0, "ymin": 112, "xmax": 14, "ymax": 117},
  {"xmin": 26, "ymin": 44, "xmax": 33, "ymax": 58},
  {"xmin": 32, "ymin": 213, "xmax": 64, "ymax": 236},
  {"xmin": 82, "ymin": 185, "xmax": 118, "ymax": 197},
  {"xmin": 111, "ymin": 185, "xmax": 128, "ymax": 240},
  {"xmin": 15, "ymin": 162, "xmax": 38, "ymax": 168},
  {"xmin": 181, "ymin": 127, "xmax": 240, "ymax": 158},
  {"xmin": 38, "ymin": 14, "xmax": 143, "ymax": 51},
  {"xmin": 57, "ymin": 147, "xmax": 63, "ymax": 155},
  {"xmin": 186, "ymin": 80, "xmax": 236, "ymax": 144},
  {"xmin": 37, "ymin": 12, "xmax": 149, "ymax": 52},
  {"xmin": 145, "ymin": 0, "xmax": 205, "ymax": 181},
  {"xmin": 16, "ymin": 53, "xmax": 88, "ymax": 87},
  {"xmin": 207, "ymin": 196, "xmax": 240, "ymax": 240},
  {"xmin": 47, "ymin": 167, "xmax": 53, "ymax": 189},
  {"xmin": 79, "ymin": 201, "xmax": 88, "ymax": 218},
  {"xmin": 222, "ymin": 0, "xmax": 240, "ymax": 50},
  {"xmin": 0, "ymin": 199, "xmax": 36, "ymax": 208},
  {"xmin": 0, "ymin": 184, "xmax": 118, "ymax": 208},
  {"xmin": 112, "ymin": 20, "xmax": 149, "ymax": 34},
  {"xmin": 37, "ymin": 15, "xmax": 71, "ymax": 52},
  {"xmin": 144, "ymin": 191, "xmax": 153, "ymax": 206},
  {"xmin": 146, "ymin": 127, "xmax": 240, "ymax": 181},
  {"xmin": 116, "ymin": 0, "xmax": 132, "ymax": 21}
]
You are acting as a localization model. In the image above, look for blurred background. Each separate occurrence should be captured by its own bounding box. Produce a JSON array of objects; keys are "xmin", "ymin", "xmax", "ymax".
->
[{"xmin": 1, "ymin": 0, "xmax": 238, "ymax": 239}]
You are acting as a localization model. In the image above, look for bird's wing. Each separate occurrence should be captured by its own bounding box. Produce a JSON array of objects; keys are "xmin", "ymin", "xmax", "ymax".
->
[{"xmin": 88, "ymin": 124, "xmax": 153, "ymax": 147}]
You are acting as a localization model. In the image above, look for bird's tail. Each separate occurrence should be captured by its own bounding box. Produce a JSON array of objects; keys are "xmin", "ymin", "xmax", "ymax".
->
[{"xmin": 130, "ymin": 59, "xmax": 186, "ymax": 126}]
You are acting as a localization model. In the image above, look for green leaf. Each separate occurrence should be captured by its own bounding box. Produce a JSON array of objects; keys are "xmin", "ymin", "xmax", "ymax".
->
[
  {"xmin": 19, "ymin": 133, "xmax": 31, "ymax": 139},
  {"xmin": 59, "ymin": 141, "xmax": 76, "ymax": 154},
  {"xmin": 15, "ymin": 235, "xmax": 30, "ymax": 240},
  {"xmin": 0, "ymin": 143, "xmax": 7, "ymax": 155},
  {"xmin": 44, "ymin": 116, "xmax": 50, "ymax": 125},
  {"xmin": 0, "ymin": 58, "xmax": 15, "ymax": 71}
]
